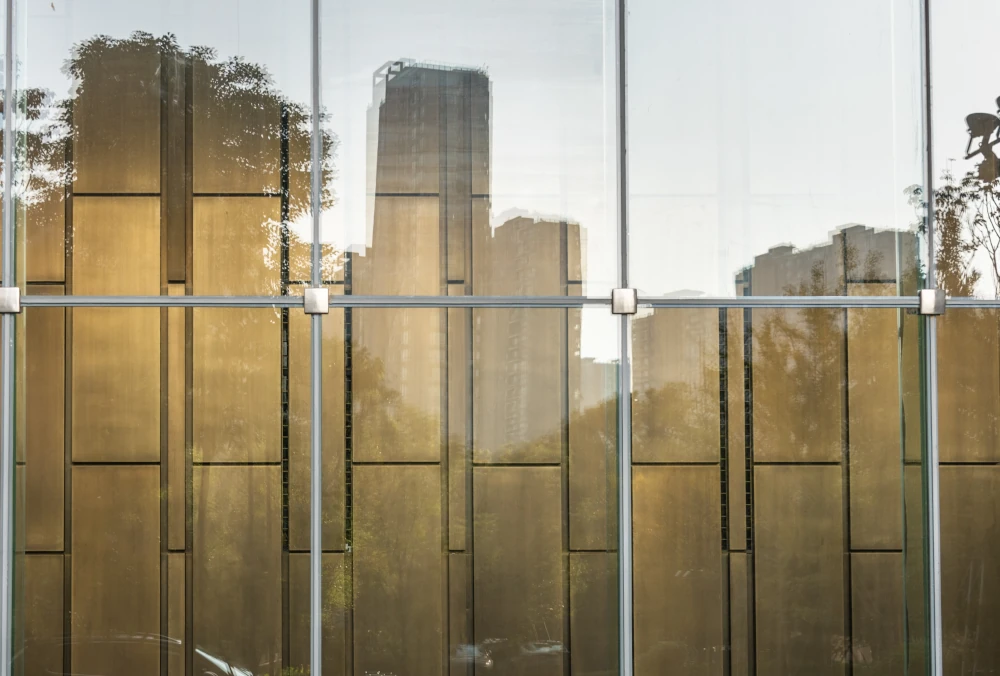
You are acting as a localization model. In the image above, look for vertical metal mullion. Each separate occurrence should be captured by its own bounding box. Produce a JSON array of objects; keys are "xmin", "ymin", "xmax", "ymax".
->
[
  {"xmin": 309, "ymin": 0, "xmax": 323, "ymax": 674},
  {"xmin": 0, "ymin": 0, "xmax": 16, "ymax": 670},
  {"xmin": 918, "ymin": 0, "xmax": 942, "ymax": 670},
  {"xmin": 614, "ymin": 0, "xmax": 632, "ymax": 674}
]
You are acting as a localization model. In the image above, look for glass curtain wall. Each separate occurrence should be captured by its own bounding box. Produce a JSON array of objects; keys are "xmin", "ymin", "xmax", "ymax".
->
[{"xmin": 0, "ymin": 1, "xmax": 971, "ymax": 676}]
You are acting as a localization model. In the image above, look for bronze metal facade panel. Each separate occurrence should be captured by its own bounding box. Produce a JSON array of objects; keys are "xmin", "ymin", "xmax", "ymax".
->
[
  {"xmin": 726, "ymin": 308, "xmax": 747, "ymax": 551},
  {"xmin": 754, "ymin": 464, "xmax": 844, "ymax": 675},
  {"xmin": 71, "ymin": 197, "xmax": 160, "ymax": 461},
  {"xmin": 167, "ymin": 285, "xmax": 185, "ymax": 550},
  {"xmin": 448, "ymin": 552, "xmax": 469, "ymax": 676},
  {"xmin": 353, "ymin": 464, "xmax": 443, "ymax": 676},
  {"xmin": 71, "ymin": 466, "xmax": 160, "ymax": 676},
  {"xmin": 632, "ymin": 465, "xmax": 723, "ymax": 675},
  {"xmin": 851, "ymin": 553, "xmax": 904, "ymax": 674},
  {"xmin": 847, "ymin": 285, "xmax": 902, "ymax": 550},
  {"xmin": 473, "ymin": 466, "xmax": 564, "ymax": 676},
  {"xmin": 473, "ymin": 308, "xmax": 564, "ymax": 464},
  {"xmin": 72, "ymin": 197, "xmax": 160, "ymax": 294},
  {"xmin": 937, "ymin": 310, "xmax": 1000, "ymax": 462},
  {"xmin": 290, "ymin": 553, "xmax": 347, "ymax": 676},
  {"xmin": 71, "ymin": 308, "xmax": 160, "ymax": 462},
  {"xmin": 568, "ymin": 351, "xmax": 616, "ymax": 551},
  {"xmin": 729, "ymin": 552, "xmax": 751, "ymax": 676},
  {"xmin": 904, "ymin": 466, "xmax": 927, "ymax": 674},
  {"xmin": 940, "ymin": 465, "xmax": 1000, "ymax": 671},
  {"xmin": 24, "ymin": 293, "xmax": 65, "ymax": 551},
  {"xmin": 751, "ymin": 308, "xmax": 844, "ymax": 462},
  {"xmin": 447, "ymin": 287, "xmax": 467, "ymax": 550},
  {"xmin": 569, "ymin": 552, "xmax": 617, "ymax": 676},
  {"xmin": 191, "ymin": 307, "xmax": 281, "ymax": 463},
  {"xmin": 631, "ymin": 309, "xmax": 721, "ymax": 463},
  {"xmin": 167, "ymin": 553, "xmax": 184, "ymax": 676},
  {"xmin": 193, "ymin": 465, "xmax": 282, "ymax": 674},
  {"xmin": 192, "ymin": 61, "xmax": 281, "ymax": 194},
  {"xmin": 289, "ymin": 294, "xmax": 346, "ymax": 551},
  {"xmin": 23, "ymin": 554, "xmax": 63, "ymax": 676},
  {"xmin": 352, "ymin": 308, "xmax": 443, "ymax": 463},
  {"xmin": 25, "ymin": 181, "xmax": 66, "ymax": 283},
  {"xmin": 72, "ymin": 43, "xmax": 160, "ymax": 194},
  {"xmin": 192, "ymin": 197, "xmax": 282, "ymax": 295}
]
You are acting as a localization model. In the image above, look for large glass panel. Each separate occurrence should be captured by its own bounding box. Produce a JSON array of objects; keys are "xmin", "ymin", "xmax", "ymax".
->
[
  {"xmin": 345, "ymin": 307, "xmax": 619, "ymax": 674},
  {"xmin": 936, "ymin": 308, "xmax": 1000, "ymax": 671},
  {"xmin": 630, "ymin": 304, "xmax": 928, "ymax": 673},
  {"xmin": 17, "ymin": 0, "xmax": 331, "ymax": 293},
  {"xmin": 627, "ymin": 0, "xmax": 926, "ymax": 298},
  {"xmin": 322, "ymin": 0, "xmax": 618, "ymax": 297},
  {"xmin": 930, "ymin": 0, "xmax": 1000, "ymax": 299},
  {"xmin": 15, "ymin": 303, "xmax": 324, "ymax": 676}
]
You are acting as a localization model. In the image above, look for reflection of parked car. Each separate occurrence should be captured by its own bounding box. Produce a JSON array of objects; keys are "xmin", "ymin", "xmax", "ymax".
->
[
  {"xmin": 520, "ymin": 640, "xmax": 563, "ymax": 656},
  {"xmin": 18, "ymin": 633, "xmax": 262, "ymax": 676},
  {"xmin": 450, "ymin": 643, "xmax": 494, "ymax": 669}
]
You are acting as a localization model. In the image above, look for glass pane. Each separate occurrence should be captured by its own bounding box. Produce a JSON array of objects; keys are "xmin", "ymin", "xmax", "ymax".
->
[
  {"xmin": 630, "ymin": 304, "xmax": 928, "ymax": 672},
  {"xmin": 346, "ymin": 306, "xmax": 619, "ymax": 673},
  {"xmin": 930, "ymin": 0, "xmax": 1000, "ymax": 299},
  {"xmin": 15, "ymin": 302, "xmax": 327, "ymax": 675},
  {"xmin": 17, "ymin": 1, "xmax": 328, "ymax": 293},
  {"xmin": 936, "ymin": 308, "xmax": 1000, "ymax": 670},
  {"xmin": 627, "ymin": 0, "xmax": 926, "ymax": 298},
  {"xmin": 322, "ymin": 0, "xmax": 618, "ymax": 297}
]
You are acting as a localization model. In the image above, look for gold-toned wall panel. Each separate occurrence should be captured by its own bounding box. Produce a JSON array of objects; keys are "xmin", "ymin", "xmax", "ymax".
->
[
  {"xmin": 168, "ymin": 553, "xmax": 184, "ymax": 676},
  {"xmin": 631, "ymin": 309, "xmax": 720, "ymax": 463},
  {"xmin": 289, "ymin": 295, "xmax": 346, "ymax": 551},
  {"xmin": 192, "ymin": 197, "xmax": 282, "ymax": 295},
  {"xmin": 449, "ymin": 553, "xmax": 469, "ymax": 676},
  {"xmin": 71, "ymin": 466, "xmax": 160, "ymax": 676},
  {"xmin": 24, "ymin": 293, "xmax": 64, "ymax": 551},
  {"xmin": 473, "ymin": 308, "xmax": 564, "ymax": 464},
  {"xmin": 729, "ymin": 553, "xmax": 751, "ymax": 676},
  {"xmin": 447, "ymin": 288, "xmax": 468, "ymax": 550},
  {"xmin": 71, "ymin": 308, "xmax": 160, "ymax": 462},
  {"xmin": 937, "ymin": 310, "xmax": 1000, "ymax": 462},
  {"xmin": 570, "ymin": 553, "xmax": 617, "ymax": 676},
  {"xmin": 752, "ymin": 308, "xmax": 844, "ymax": 462},
  {"xmin": 192, "ymin": 308, "xmax": 280, "ymax": 463},
  {"xmin": 473, "ymin": 466, "xmax": 563, "ymax": 676},
  {"xmin": 847, "ymin": 285, "xmax": 902, "ymax": 550},
  {"xmin": 193, "ymin": 465, "xmax": 282, "ymax": 674},
  {"xmin": 633, "ymin": 466, "xmax": 722, "ymax": 675},
  {"xmin": 940, "ymin": 465, "xmax": 1000, "ymax": 671},
  {"xmin": 726, "ymin": 308, "xmax": 747, "ymax": 551},
  {"xmin": 851, "ymin": 553, "xmax": 903, "ymax": 674},
  {"xmin": 192, "ymin": 61, "xmax": 280, "ymax": 194},
  {"xmin": 167, "ymin": 285, "xmax": 185, "ymax": 550},
  {"xmin": 754, "ymin": 465, "xmax": 844, "ymax": 675},
  {"xmin": 24, "ymin": 554, "xmax": 63, "ymax": 676},
  {"xmin": 72, "ymin": 45, "xmax": 160, "ymax": 194},
  {"xmin": 353, "ymin": 308, "xmax": 442, "ymax": 463},
  {"xmin": 26, "ymin": 181, "xmax": 65, "ymax": 283},
  {"xmin": 71, "ymin": 197, "xmax": 160, "ymax": 461},
  {"xmin": 569, "ymin": 342, "xmax": 616, "ymax": 550},
  {"xmin": 904, "ymin": 466, "xmax": 927, "ymax": 674},
  {"xmin": 72, "ymin": 196, "xmax": 160, "ymax": 294},
  {"xmin": 355, "ymin": 197, "xmax": 441, "ymax": 295},
  {"xmin": 900, "ymin": 309, "xmax": 922, "ymax": 464},
  {"xmin": 353, "ymin": 465, "xmax": 443, "ymax": 676},
  {"xmin": 290, "ymin": 553, "xmax": 347, "ymax": 676}
]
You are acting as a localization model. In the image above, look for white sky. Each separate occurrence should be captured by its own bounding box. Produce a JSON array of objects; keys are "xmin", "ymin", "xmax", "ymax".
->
[{"xmin": 14, "ymin": 0, "xmax": 998, "ymax": 358}]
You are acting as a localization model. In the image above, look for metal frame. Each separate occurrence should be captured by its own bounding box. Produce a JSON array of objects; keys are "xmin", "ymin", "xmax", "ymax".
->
[{"xmin": 0, "ymin": 0, "xmax": 956, "ymax": 675}]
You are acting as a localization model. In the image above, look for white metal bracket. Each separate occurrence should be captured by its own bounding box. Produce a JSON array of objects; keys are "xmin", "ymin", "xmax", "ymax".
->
[
  {"xmin": 611, "ymin": 288, "xmax": 638, "ymax": 315},
  {"xmin": 303, "ymin": 287, "xmax": 329, "ymax": 315},
  {"xmin": 0, "ymin": 287, "xmax": 20, "ymax": 314},
  {"xmin": 918, "ymin": 289, "xmax": 945, "ymax": 316}
]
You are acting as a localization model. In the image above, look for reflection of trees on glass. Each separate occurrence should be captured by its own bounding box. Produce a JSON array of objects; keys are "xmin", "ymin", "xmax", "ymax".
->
[{"xmin": 9, "ymin": 31, "xmax": 339, "ymax": 282}]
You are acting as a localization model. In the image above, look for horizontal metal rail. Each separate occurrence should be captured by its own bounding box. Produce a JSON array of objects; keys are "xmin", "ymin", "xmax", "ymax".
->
[{"xmin": 15, "ymin": 293, "xmax": 939, "ymax": 309}]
